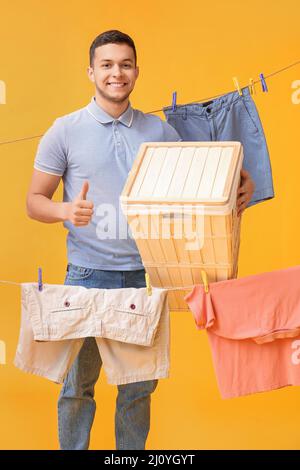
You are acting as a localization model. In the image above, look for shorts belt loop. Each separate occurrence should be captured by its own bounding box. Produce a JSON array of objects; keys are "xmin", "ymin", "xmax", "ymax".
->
[{"xmin": 182, "ymin": 107, "xmax": 187, "ymax": 120}]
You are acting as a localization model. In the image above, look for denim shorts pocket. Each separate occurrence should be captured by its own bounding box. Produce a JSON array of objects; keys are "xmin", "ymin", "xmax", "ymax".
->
[
  {"xmin": 66, "ymin": 263, "xmax": 94, "ymax": 281},
  {"xmin": 240, "ymin": 97, "xmax": 260, "ymax": 134}
]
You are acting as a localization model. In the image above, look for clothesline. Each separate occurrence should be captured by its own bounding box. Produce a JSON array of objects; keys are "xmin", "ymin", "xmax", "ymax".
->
[
  {"xmin": 149, "ymin": 58, "xmax": 300, "ymax": 113},
  {"xmin": 0, "ymin": 279, "xmax": 196, "ymax": 291},
  {"xmin": 0, "ymin": 58, "xmax": 299, "ymax": 147}
]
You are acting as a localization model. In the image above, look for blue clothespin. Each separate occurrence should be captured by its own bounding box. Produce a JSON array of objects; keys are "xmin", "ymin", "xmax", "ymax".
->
[
  {"xmin": 38, "ymin": 267, "xmax": 43, "ymax": 291},
  {"xmin": 172, "ymin": 91, "xmax": 177, "ymax": 112},
  {"xmin": 259, "ymin": 73, "xmax": 268, "ymax": 92}
]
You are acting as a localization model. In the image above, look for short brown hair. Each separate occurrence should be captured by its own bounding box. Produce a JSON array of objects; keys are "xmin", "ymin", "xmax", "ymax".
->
[{"xmin": 89, "ymin": 30, "xmax": 137, "ymax": 67}]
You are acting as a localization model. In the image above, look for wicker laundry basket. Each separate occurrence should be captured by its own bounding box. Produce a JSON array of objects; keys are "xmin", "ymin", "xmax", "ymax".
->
[{"xmin": 120, "ymin": 142, "xmax": 244, "ymax": 311}]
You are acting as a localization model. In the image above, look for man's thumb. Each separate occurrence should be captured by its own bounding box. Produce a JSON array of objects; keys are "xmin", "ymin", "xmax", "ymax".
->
[{"xmin": 78, "ymin": 181, "xmax": 89, "ymax": 200}]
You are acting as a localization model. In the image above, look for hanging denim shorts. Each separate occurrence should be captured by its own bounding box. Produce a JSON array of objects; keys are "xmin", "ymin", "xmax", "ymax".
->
[{"xmin": 163, "ymin": 86, "xmax": 274, "ymax": 207}]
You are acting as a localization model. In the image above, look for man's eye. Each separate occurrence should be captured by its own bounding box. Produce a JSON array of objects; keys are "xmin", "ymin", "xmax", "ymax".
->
[{"xmin": 101, "ymin": 63, "xmax": 131, "ymax": 68}]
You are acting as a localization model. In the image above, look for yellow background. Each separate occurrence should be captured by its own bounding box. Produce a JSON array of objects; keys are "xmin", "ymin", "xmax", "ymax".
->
[{"xmin": 0, "ymin": 0, "xmax": 300, "ymax": 450}]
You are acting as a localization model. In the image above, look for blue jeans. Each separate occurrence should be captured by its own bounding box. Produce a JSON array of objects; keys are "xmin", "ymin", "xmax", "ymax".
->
[{"xmin": 58, "ymin": 263, "xmax": 158, "ymax": 450}]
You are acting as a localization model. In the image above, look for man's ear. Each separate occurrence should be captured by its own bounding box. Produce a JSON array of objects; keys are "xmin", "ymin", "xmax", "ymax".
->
[
  {"xmin": 87, "ymin": 66, "xmax": 95, "ymax": 83},
  {"xmin": 135, "ymin": 66, "xmax": 139, "ymax": 80}
]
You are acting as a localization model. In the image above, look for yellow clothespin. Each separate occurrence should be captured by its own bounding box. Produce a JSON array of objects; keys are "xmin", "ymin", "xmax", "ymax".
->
[
  {"xmin": 200, "ymin": 270, "xmax": 209, "ymax": 294},
  {"xmin": 145, "ymin": 273, "xmax": 152, "ymax": 296},
  {"xmin": 233, "ymin": 76, "xmax": 243, "ymax": 96},
  {"xmin": 249, "ymin": 78, "xmax": 256, "ymax": 95}
]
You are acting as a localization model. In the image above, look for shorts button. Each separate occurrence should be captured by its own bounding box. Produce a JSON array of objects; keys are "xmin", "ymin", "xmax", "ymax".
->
[
  {"xmin": 64, "ymin": 300, "xmax": 70, "ymax": 307},
  {"xmin": 130, "ymin": 304, "xmax": 136, "ymax": 310}
]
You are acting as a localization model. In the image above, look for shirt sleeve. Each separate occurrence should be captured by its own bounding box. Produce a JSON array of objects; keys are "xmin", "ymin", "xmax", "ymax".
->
[
  {"xmin": 34, "ymin": 117, "xmax": 67, "ymax": 176},
  {"xmin": 161, "ymin": 120, "xmax": 183, "ymax": 142}
]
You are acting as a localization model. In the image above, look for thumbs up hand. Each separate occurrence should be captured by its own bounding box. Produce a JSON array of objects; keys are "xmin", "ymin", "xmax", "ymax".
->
[
  {"xmin": 66, "ymin": 181, "xmax": 94, "ymax": 226},
  {"xmin": 78, "ymin": 180, "xmax": 89, "ymax": 201}
]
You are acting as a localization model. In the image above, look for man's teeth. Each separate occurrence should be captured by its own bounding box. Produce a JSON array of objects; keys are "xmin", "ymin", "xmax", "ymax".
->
[{"xmin": 108, "ymin": 83, "xmax": 126, "ymax": 87}]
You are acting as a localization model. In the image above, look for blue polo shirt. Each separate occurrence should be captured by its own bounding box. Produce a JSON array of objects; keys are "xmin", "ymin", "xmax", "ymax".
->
[{"xmin": 34, "ymin": 97, "xmax": 181, "ymax": 270}]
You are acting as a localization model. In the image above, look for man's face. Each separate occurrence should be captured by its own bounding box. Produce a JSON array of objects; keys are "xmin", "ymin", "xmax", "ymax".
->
[{"xmin": 87, "ymin": 43, "xmax": 139, "ymax": 104}]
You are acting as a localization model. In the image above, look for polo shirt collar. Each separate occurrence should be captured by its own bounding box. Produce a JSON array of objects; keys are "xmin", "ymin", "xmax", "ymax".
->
[{"xmin": 87, "ymin": 96, "xmax": 134, "ymax": 127}]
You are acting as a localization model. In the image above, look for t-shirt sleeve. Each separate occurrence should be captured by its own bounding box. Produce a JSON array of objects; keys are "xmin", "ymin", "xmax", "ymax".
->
[
  {"xmin": 161, "ymin": 120, "xmax": 183, "ymax": 142},
  {"xmin": 34, "ymin": 117, "xmax": 67, "ymax": 176}
]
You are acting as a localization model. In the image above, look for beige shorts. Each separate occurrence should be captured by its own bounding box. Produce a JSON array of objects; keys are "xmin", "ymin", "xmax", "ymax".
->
[{"xmin": 14, "ymin": 284, "xmax": 170, "ymax": 385}]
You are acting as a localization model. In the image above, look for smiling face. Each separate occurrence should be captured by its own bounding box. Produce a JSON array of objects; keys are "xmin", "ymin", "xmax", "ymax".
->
[{"xmin": 87, "ymin": 43, "xmax": 139, "ymax": 105}]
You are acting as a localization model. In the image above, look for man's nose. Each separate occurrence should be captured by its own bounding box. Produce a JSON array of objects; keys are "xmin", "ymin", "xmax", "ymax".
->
[{"xmin": 112, "ymin": 66, "xmax": 122, "ymax": 76}]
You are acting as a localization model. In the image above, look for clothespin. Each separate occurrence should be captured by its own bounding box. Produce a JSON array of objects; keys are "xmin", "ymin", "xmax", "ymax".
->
[
  {"xmin": 249, "ymin": 78, "xmax": 256, "ymax": 95},
  {"xmin": 145, "ymin": 272, "xmax": 152, "ymax": 296},
  {"xmin": 232, "ymin": 77, "xmax": 243, "ymax": 96},
  {"xmin": 200, "ymin": 269, "xmax": 209, "ymax": 294},
  {"xmin": 38, "ymin": 267, "xmax": 43, "ymax": 291},
  {"xmin": 259, "ymin": 73, "xmax": 268, "ymax": 92},
  {"xmin": 172, "ymin": 91, "xmax": 177, "ymax": 112}
]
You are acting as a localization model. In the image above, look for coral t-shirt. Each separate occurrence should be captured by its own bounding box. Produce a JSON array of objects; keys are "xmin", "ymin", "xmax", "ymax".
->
[{"xmin": 184, "ymin": 265, "xmax": 300, "ymax": 399}]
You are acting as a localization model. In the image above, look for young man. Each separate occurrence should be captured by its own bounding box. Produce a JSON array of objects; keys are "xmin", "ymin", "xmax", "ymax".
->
[{"xmin": 26, "ymin": 30, "xmax": 254, "ymax": 450}]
